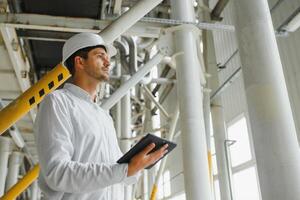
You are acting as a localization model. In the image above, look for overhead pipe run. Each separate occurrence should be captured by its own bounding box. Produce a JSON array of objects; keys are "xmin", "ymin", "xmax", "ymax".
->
[
  {"xmin": 101, "ymin": 53, "xmax": 165, "ymax": 110},
  {"xmin": 100, "ymin": 0, "xmax": 164, "ymax": 43}
]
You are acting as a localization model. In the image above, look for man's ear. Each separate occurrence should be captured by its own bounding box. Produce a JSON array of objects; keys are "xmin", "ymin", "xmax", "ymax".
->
[{"xmin": 74, "ymin": 56, "xmax": 85, "ymax": 70}]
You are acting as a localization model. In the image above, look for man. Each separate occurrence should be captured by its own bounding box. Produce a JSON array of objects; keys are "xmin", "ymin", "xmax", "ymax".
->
[{"xmin": 34, "ymin": 32, "xmax": 168, "ymax": 200}]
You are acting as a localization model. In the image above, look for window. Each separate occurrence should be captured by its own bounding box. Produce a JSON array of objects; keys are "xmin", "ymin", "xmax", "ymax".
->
[
  {"xmin": 170, "ymin": 193, "xmax": 186, "ymax": 200},
  {"xmin": 233, "ymin": 167, "xmax": 260, "ymax": 200},
  {"xmin": 227, "ymin": 115, "xmax": 261, "ymax": 200},
  {"xmin": 227, "ymin": 117, "xmax": 252, "ymax": 167},
  {"xmin": 158, "ymin": 170, "xmax": 171, "ymax": 199},
  {"xmin": 214, "ymin": 180, "xmax": 221, "ymax": 200}
]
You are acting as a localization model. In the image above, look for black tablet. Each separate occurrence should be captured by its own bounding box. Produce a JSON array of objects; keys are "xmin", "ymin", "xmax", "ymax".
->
[{"xmin": 117, "ymin": 133, "xmax": 177, "ymax": 169}]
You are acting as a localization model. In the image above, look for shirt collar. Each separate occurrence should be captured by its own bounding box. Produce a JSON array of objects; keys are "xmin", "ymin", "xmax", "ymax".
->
[{"xmin": 64, "ymin": 83, "xmax": 95, "ymax": 103}]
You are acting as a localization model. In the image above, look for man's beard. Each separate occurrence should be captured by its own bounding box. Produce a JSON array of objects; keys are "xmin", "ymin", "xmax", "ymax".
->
[{"xmin": 85, "ymin": 68, "xmax": 109, "ymax": 82}]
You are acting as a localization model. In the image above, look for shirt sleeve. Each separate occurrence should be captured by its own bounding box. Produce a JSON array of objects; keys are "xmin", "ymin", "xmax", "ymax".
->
[{"xmin": 34, "ymin": 93, "xmax": 129, "ymax": 193}]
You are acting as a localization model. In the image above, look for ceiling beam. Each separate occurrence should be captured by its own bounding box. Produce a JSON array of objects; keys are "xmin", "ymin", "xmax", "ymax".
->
[{"xmin": 0, "ymin": 13, "xmax": 163, "ymax": 38}]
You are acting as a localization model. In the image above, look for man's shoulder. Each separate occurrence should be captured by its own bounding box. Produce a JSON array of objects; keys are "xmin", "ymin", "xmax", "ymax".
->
[{"xmin": 43, "ymin": 88, "xmax": 69, "ymax": 105}]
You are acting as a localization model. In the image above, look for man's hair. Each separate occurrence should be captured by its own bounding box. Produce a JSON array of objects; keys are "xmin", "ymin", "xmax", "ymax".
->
[{"xmin": 65, "ymin": 45, "xmax": 106, "ymax": 76}]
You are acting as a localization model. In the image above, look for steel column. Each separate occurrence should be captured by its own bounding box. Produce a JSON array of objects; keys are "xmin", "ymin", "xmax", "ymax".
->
[
  {"xmin": 170, "ymin": 0, "xmax": 212, "ymax": 199},
  {"xmin": 233, "ymin": 0, "xmax": 300, "ymax": 199}
]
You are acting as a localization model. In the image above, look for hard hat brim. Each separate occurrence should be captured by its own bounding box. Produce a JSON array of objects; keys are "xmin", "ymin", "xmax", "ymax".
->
[{"xmin": 104, "ymin": 44, "xmax": 117, "ymax": 57}]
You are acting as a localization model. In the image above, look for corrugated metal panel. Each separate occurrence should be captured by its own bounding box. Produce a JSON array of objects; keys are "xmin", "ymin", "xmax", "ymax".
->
[{"xmin": 211, "ymin": 0, "xmax": 247, "ymax": 123}]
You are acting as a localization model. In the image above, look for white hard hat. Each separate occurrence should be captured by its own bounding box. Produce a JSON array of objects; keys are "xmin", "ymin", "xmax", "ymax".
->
[{"xmin": 62, "ymin": 32, "xmax": 117, "ymax": 65}]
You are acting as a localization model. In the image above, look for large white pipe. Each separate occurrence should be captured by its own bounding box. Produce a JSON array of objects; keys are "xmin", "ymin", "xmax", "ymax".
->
[
  {"xmin": 204, "ymin": 28, "xmax": 233, "ymax": 200},
  {"xmin": 120, "ymin": 75, "xmax": 132, "ymax": 200},
  {"xmin": 30, "ymin": 181, "xmax": 39, "ymax": 200},
  {"xmin": 0, "ymin": 136, "xmax": 13, "ymax": 196},
  {"xmin": 170, "ymin": 0, "xmax": 212, "ymax": 199},
  {"xmin": 100, "ymin": 0, "xmax": 163, "ymax": 43},
  {"xmin": 233, "ymin": 0, "xmax": 300, "ymax": 199},
  {"xmin": 101, "ymin": 53, "xmax": 164, "ymax": 110},
  {"xmin": 5, "ymin": 151, "xmax": 24, "ymax": 192}
]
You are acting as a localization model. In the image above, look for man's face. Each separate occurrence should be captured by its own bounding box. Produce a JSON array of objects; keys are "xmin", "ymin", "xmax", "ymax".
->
[{"xmin": 81, "ymin": 47, "xmax": 111, "ymax": 82}]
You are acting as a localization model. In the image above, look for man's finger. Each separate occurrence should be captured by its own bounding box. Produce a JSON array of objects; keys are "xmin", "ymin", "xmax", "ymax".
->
[
  {"xmin": 149, "ymin": 144, "xmax": 168, "ymax": 160},
  {"xmin": 140, "ymin": 143, "xmax": 156, "ymax": 155}
]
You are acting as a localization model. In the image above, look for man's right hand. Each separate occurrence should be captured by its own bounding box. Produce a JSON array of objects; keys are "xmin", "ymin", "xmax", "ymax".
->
[{"xmin": 127, "ymin": 143, "xmax": 168, "ymax": 177}]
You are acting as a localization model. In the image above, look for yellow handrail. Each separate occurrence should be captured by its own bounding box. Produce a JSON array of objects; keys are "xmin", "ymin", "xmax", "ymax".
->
[
  {"xmin": 0, "ymin": 165, "xmax": 40, "ymax": 200},
  {"xmin": 0, "ymin": 64, "xmax": 71, "ymax": 135}
]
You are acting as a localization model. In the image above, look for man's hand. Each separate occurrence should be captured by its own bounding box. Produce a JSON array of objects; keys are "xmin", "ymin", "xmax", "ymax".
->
[{"xmin": 127, "ymin": 143, "xmax": 168, "ymax": 177}]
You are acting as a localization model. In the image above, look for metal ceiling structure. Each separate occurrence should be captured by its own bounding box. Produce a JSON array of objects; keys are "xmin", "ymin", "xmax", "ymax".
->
[{"xmin": 0, "ymin": 0, "xmax": 300, "ymax": 199}]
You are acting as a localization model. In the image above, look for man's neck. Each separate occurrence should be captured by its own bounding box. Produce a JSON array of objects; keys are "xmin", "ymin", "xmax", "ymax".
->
[{"xmin": 72, "ymin": 78, "xmax": 101, "ymax": 102}]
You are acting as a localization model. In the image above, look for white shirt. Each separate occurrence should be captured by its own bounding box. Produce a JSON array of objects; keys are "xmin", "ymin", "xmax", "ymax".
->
[{"xmin": 34, "ymin": 83, "xmax": 137, "ymax": 200}]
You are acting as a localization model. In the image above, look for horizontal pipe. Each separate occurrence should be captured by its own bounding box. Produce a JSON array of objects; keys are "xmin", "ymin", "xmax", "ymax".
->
[
  {"xmin": 100, "ymin": 0, "xmax": 164, "ymax": 43},
  {"xmin": 101, "ymin": 53, "xmax": 164, "ymax": 110}
]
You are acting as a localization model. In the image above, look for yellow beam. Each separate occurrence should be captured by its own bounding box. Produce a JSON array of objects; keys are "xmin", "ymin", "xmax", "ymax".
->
[
  {"xmin": 0, "ymin": 165, "xmax": 40, "ymax": 200},
  {"xmin": 150, "ymin": 184, "xmax": 158, "ymax": 200},
  {"xmin": 0, "ymin": 64, "xmax": 71, "ymax": 135}
]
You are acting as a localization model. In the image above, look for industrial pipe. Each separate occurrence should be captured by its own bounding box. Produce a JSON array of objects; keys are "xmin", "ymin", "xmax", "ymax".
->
[
  {"xmin": 101, "ymin": 53, "xmax": 164, "ymax": 110},
  {"xmin": 100, "ymin": 0, "xmax": 164, "ymax": 43},
  {"xmin": 171, "ymin": 0, "xmax": 212, "ymax": 199},
  {"xmin": 150, "ymin": 105, "xmax": 179, "ymax": 200}
]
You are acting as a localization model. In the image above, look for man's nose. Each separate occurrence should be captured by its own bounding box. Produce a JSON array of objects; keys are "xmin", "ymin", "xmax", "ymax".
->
[{"xmin": 103, "ymin": 56, "xmax": 110, "ymax": 67}]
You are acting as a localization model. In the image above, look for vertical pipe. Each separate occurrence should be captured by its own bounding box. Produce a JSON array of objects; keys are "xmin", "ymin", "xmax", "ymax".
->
[
  {"xmin": 170, "ymin": 0, "xmax": 212, "ymax": 199},
  {"xmin": 114, "ymin": 52, "xmax": 122, "ymax": 139},
  {"xmin": 141, "ymin": 170, "xmax": 149, "ymax": 200},
  {"xmin": 233, "ymin": 0, "xmax": 300, "ymax": 199},
  {"xmin": 150, "ymin": 105, "xmax": 179, "ymax": 200},
  {"xmin": 143, "ymin": 98, "xmax": 155, "ymax": 199},
  {"xmin": 30, "ymin": 181, "xmax": 39, "ymax": 200},
  {"xmin": 5, "ymin": 152, "xmax": 24, "ymax": 192},
  {"xmin": 203, "ymin": 90, "xmax": 213, "ymax": 181},
  {"xmin": 203, "ymin": 20, "xmax": 233, "ymax": 200},
  {"xmin": 120, "ymin": 75, "xmax": 132, "ymax": 200},
  {"xmin": 0, "ymin": 136, "xmax": 13, "ymax": 196}
]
